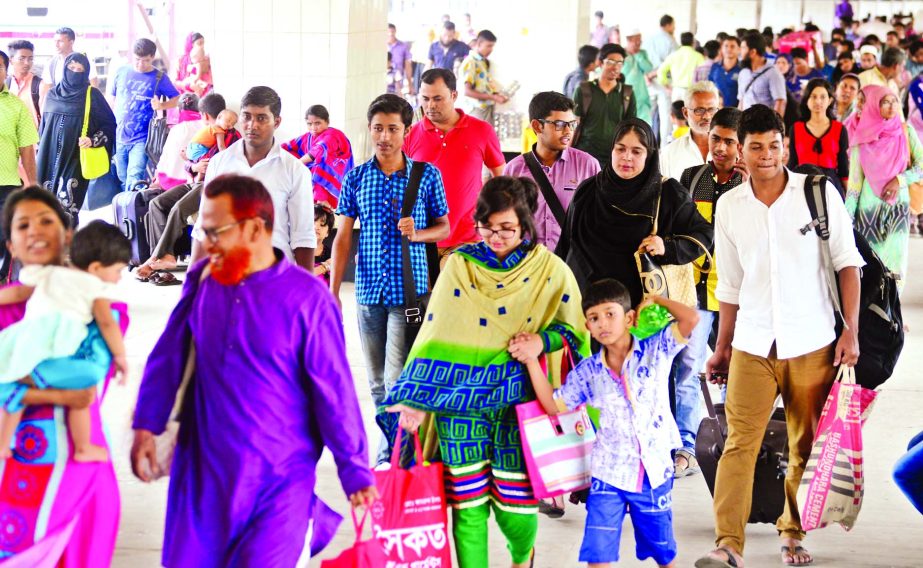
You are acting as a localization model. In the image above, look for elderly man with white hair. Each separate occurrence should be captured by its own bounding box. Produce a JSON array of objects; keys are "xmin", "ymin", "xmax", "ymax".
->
[{"xmin": 660, "ymin": 80, "xmax": 720, "ymax": 180}]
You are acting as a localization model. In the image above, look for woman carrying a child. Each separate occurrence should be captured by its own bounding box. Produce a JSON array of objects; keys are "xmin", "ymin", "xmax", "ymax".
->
[
  {"xmin": 0, "ymin": 187, "xmax": 126, "ymax": 565},
  {"xmin": 36, "ymin": 52, "xmax": 116, "ymax": 223},
  {"xmin": 556, "ymin": 118, "xmax": 713, "ymax": 307},
  {"xmin": 382, "ymin": 177, "xmax": 591, "ymax": 568}
]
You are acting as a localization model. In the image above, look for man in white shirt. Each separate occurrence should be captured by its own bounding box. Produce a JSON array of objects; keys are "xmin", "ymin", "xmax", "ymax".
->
[
  {"xmin": 39, "ymin": 27, "xmax": 98, "ymax": 107},
  {"xmin": 660, "ymin": 81, "xmax": 718, "ymax": 180},
  {"xmin": 191, "ymin": 86, "xmax": 315, "ymax": 268},
  {"xmin": 696, "ymin": 105, "xmax": 863, "ymax": 568}
]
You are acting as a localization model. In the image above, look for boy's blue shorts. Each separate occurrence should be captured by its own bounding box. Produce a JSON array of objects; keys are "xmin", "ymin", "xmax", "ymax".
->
[{"xmin": 578, "ymin": 476, "xmax": 677, "ymax": 565}]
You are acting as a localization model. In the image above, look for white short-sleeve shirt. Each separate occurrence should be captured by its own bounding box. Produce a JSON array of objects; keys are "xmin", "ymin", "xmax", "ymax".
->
[{"xmin": 198, "ymin": 139, "xmax": 317, "ymax": 258}]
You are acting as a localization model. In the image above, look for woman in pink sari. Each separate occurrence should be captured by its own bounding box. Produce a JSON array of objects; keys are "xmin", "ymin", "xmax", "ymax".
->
[
  {"xmin": 281, "ymin": 105, "xmax": 354, "ymax": 208},
  {"xmin": 168, "ymin": 33, "xmax": 211, "ymax": 124},
  {"xmin": 0, "ymin": 187, "xmax": 126, "ymax": 567}
]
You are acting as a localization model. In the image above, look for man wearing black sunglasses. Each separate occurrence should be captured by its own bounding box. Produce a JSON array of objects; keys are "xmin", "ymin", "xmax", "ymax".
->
[{"xmin": 504, "ymin": 91, "xmax": 599, "ymax": 252}]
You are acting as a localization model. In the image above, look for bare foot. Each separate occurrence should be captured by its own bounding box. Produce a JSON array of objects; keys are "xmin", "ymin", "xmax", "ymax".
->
[
  {"xmin": 149, "ymin": 255, "xmax": 178, "ymax": 272},
  {"xmin": 73, "ymin": 444, "xmax": 110, "ymax": 463},
  {"xmin": 136, "ymin": 263, "xmax": 156, "ymax": 280},
  {"xmin": 781, "ymin": 538, "xmax": 813, "ymax": 566}
]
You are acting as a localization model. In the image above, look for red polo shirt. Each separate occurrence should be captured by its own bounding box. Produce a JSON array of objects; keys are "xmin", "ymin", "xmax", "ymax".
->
[{"xmin": 404, "ymin": 110, "xmax": 505, "ymax": 247}]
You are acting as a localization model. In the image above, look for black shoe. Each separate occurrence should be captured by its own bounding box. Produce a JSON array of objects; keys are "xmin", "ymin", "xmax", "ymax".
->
[{"xmin": 537, "ymin": 499, "xmax": 565, "ymax": 518}]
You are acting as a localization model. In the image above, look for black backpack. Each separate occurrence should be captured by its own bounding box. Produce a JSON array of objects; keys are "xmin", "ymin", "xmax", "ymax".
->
[{"xmin": 803, "ymin": 175, "xmax": 904, "ymax": 389}]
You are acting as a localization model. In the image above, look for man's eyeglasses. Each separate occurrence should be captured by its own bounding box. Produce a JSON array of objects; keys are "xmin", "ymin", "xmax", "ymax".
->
[
  {"xmin": 476, "ymin": 225, "xmax": 520, "ymax": 239},
  {"xmin": 602, "ymin": 58, "xmax": 625, "ymax": 67},
  {"xmin": 538, "ymin": 119, "xmax": 579, "ymax": 132},
  {"xmin": 192, "ymin": 219, "xmax": 252, "ymax": 243},
  {"xmin": 691, "ymin": 107, "xmax": 720, "ymax": 117}
]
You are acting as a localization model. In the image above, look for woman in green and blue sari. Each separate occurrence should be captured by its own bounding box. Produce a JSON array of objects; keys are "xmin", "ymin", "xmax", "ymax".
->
[{"xmin": 382, "ymin": 176, "xmax": 590, "ymax": 568}]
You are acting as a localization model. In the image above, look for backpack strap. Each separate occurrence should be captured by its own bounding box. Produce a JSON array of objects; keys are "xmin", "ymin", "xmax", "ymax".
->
[
  {"xmin": 580, "ymin": 81, "xmax": 593, "ymax": 117},
  {"xmin": 400, "ymin": 160, "xmax": 427, "ymax": 322},
  {"xmin": 622, "ymin": 83, "xmax": 633, "ymax": 116},
  {"xmin": 802, "ymin": 174, "xmax": 847, "ymax": 327},
  {"xmin": 689, "ymin": 163, "xmax": 710, "ymax": 196},
  {"xmin": 30, "ymin": 75, "xmax": 41, "ymax": 121},
  {"xmin": 523, "ymin": 151, "xmax": 567, "ymax": 227}
]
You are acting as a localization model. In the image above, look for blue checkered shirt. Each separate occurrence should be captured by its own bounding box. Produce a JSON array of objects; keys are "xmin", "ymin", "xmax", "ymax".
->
[{"xmin": 337, "ymin": 155, "xmax": 449, "ymax": 306}]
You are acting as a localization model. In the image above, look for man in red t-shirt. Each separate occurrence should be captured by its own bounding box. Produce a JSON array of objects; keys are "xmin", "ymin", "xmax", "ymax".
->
[{"xmin": 404, "ymin": 68, "xmax": 505, "ymax": 262}]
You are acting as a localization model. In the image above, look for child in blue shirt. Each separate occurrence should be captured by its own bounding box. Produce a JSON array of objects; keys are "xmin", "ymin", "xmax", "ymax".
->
[{"xmin": 510, "ymin": 278, "xmax": 699, "ymax": 567}]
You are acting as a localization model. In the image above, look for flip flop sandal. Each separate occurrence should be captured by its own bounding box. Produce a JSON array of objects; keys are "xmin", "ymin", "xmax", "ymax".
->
[
  {"xmin": 781, "ymin": 545, "xmax": 814, "ymax": 566},
  {"xmin": 695, "ymin": 547, "xmax": 741, "ymax": 568},
  {"xmin": 674, "ymin": 449, "xmax": 701, "ymax": 478},
  {"xmin": 153, "ymin": 272, "xmax": 182, "ymax": 286}
]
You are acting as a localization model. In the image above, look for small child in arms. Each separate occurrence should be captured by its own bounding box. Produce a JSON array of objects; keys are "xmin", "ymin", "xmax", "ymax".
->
[
  {"xmin": 508, "ymin": 279, "xmax": 699, "ymax": 568},
  {"xmin": 186, "ymin": 109, "xmax": 238, "ymax": 162},
  {"xmin": 0, "ymin": 221, "xmax": 131, "ymax": 463}
]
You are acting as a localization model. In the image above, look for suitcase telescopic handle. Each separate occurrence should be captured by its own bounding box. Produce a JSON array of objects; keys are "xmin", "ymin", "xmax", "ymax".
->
[{"xmin": 698, "ymin": 373, "xmax": 719, "ymax": 420}]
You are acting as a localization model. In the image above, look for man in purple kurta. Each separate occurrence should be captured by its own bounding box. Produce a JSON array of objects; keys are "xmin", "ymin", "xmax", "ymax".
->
[{"xmin": 130, "ymin": 173, "xmax": 376, "ymax": 567}]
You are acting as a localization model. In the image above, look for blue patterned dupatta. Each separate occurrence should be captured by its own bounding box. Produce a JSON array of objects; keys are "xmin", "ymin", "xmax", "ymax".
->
[{"xmin": 378, "ymin": 242, "xmax": 590, "ymax": 510}]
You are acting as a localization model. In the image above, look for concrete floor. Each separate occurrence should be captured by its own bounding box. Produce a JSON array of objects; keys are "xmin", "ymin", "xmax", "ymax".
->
[{"xmin": 102, "ymin": 237, "xmax": 923, "ymax": 567}]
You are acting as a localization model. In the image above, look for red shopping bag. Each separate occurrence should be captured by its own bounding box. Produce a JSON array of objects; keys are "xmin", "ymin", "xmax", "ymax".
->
[
  {"xmin": 797, "ymin": 366, "xmax": 878, "ymax": 532},
  {"xmin": 371, "ymin": 428, "xmax": 452, "ymax": 567},
  {"xmin": 321, "ymin": 507, "xmax": 388, "ymax": 567}
]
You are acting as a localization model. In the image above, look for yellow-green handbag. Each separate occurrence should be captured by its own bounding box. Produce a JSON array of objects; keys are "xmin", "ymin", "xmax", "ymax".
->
[{"xmin": 79, "ymin": 87, "xmax": 109, "ymax": 179}]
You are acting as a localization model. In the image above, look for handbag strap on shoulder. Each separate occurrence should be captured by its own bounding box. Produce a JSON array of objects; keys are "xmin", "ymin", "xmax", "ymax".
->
[{"xmin": 82, "ymin": 87, "xmax": 92, "ymax": 137}]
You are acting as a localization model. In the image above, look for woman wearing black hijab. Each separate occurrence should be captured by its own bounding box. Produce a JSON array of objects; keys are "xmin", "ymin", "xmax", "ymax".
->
[
  {"xmin": 556, "ymin": 118, "xmax": 713, "ymax": 306},
  {"xmin": 37, "ymin": 52, "xmax": 116, "ymax": 221}
]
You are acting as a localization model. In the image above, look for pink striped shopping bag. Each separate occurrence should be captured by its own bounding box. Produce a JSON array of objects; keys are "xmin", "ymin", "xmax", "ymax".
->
[{"xmin": 516, "ymin": 400, "xmax": 596, "ymax": 499}]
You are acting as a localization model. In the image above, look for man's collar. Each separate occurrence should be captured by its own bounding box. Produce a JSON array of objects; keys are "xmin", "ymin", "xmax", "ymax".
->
[
  {"xmin": 531, "ymin": 143, "xmax": 568, "ymax": 163},
  {"xmin": 372, "ymin": 152, "xmax": 410, "ymax": 176}
]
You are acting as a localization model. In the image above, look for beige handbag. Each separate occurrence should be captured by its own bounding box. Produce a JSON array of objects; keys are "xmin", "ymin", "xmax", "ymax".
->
[
  {"xmin": 634, "ymin": 184, "xmax": 713, "ymax": 308},
  {"xmin": 140, "ymin": 268, "xmax": 208, "ymax": 480}
]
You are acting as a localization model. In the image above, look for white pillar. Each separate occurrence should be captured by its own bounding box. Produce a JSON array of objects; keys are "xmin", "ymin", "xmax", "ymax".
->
[{"xmin": 173, "ymin": 0, "xmax": 388, "ymax": 161}]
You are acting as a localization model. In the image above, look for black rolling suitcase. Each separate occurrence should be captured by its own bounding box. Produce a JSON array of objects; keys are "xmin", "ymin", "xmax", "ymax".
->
[
  {"xmin": 112, "ymin": 181, "xmax": 161, "ymax": 267},
  {"xmin": 695, "ymin": 374, "xmax": 788, "ymax": 524}
]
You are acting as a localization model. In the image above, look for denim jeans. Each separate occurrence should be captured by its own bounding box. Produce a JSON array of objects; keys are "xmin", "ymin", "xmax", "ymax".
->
[
  {"xmin": 671, "ymin": 309, "xmax": 714, "ymax": 453},
  {"xmin": 357, "ymin": 303, "xmax": 413, "ymax": 464},
  {"xmin": 115, "ymin": 141, "xmax": 149, "ymax": 191},
  {"xmin": 894, "ymin": 429, "xmax": 923, "ymax": 514}
]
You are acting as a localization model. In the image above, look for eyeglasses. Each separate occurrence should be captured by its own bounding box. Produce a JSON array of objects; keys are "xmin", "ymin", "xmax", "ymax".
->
[
  {"xmin": 538, "ymin": 119, "xmax": 579, "ymax": 132},
  {"xmin": 602, "ymin": 58, "xmax": 625, "ymax": 67},
  {"xmin": 191, "ymin": 218, "xmax": 251, "ymax": 243},
  {"xmin": 476, "ymin": 225, "xmax": 520, "ymax": 239},
  {"xmin": 880, "ymin": 99, "xmax": 899, "ymax": 107},
  {"xmin": 691, "ymin": 107, "xmax": 720, "ymax": 117}
]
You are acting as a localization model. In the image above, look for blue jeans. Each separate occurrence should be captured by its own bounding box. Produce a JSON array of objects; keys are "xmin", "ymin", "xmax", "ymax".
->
[
  {"xmin": 357, "ymin": 303, "xmax": 412, "ymax": 464},
  {"xmin": 894, "ymin": 429, "xmax": 923, "ymax": 514},
  {"xmin": 115, "ymin": 141, "xmax": 149, "ymax": 191},
  {"xmin": 671, "ymin": 309, "xmax": 714, "ymax": 453}
]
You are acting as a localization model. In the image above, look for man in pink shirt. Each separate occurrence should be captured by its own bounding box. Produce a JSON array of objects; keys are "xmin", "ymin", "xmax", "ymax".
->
[
  {"xmin": 404, "ymin": 68, "xmax": 505, "ymax": 262},
  {"xmin": 504, "ymin": 91, "xmax": 600, "ymax": 252}
]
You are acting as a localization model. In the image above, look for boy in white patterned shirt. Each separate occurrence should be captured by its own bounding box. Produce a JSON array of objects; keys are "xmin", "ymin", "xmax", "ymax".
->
[{"xmin": 509, "ymin": 279, "xmax": 699, "ymax": 567}]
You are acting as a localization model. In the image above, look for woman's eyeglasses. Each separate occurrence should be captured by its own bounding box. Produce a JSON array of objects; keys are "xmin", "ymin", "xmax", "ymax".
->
[{"xmin": 476, "ymin": 225, "xmax": 520, "ymax": 239}]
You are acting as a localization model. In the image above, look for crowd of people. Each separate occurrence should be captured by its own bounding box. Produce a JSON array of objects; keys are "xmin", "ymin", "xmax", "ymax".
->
[{"xmin": 0, "ymin": 3, "xmax": 921, "ymax": 567}]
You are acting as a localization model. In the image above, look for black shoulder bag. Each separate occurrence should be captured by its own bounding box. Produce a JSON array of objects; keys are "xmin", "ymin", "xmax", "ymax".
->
[
  {"xmin": 523, "ymin": 152, "xmax": 566, "ymax": 227},
  {"xmin": 801, "ymin": 175, "xmax": 904, "ymax": 389},
  {"xmin": 400, "ymin": 161, "xmax": 434, "ymax": 336}
]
